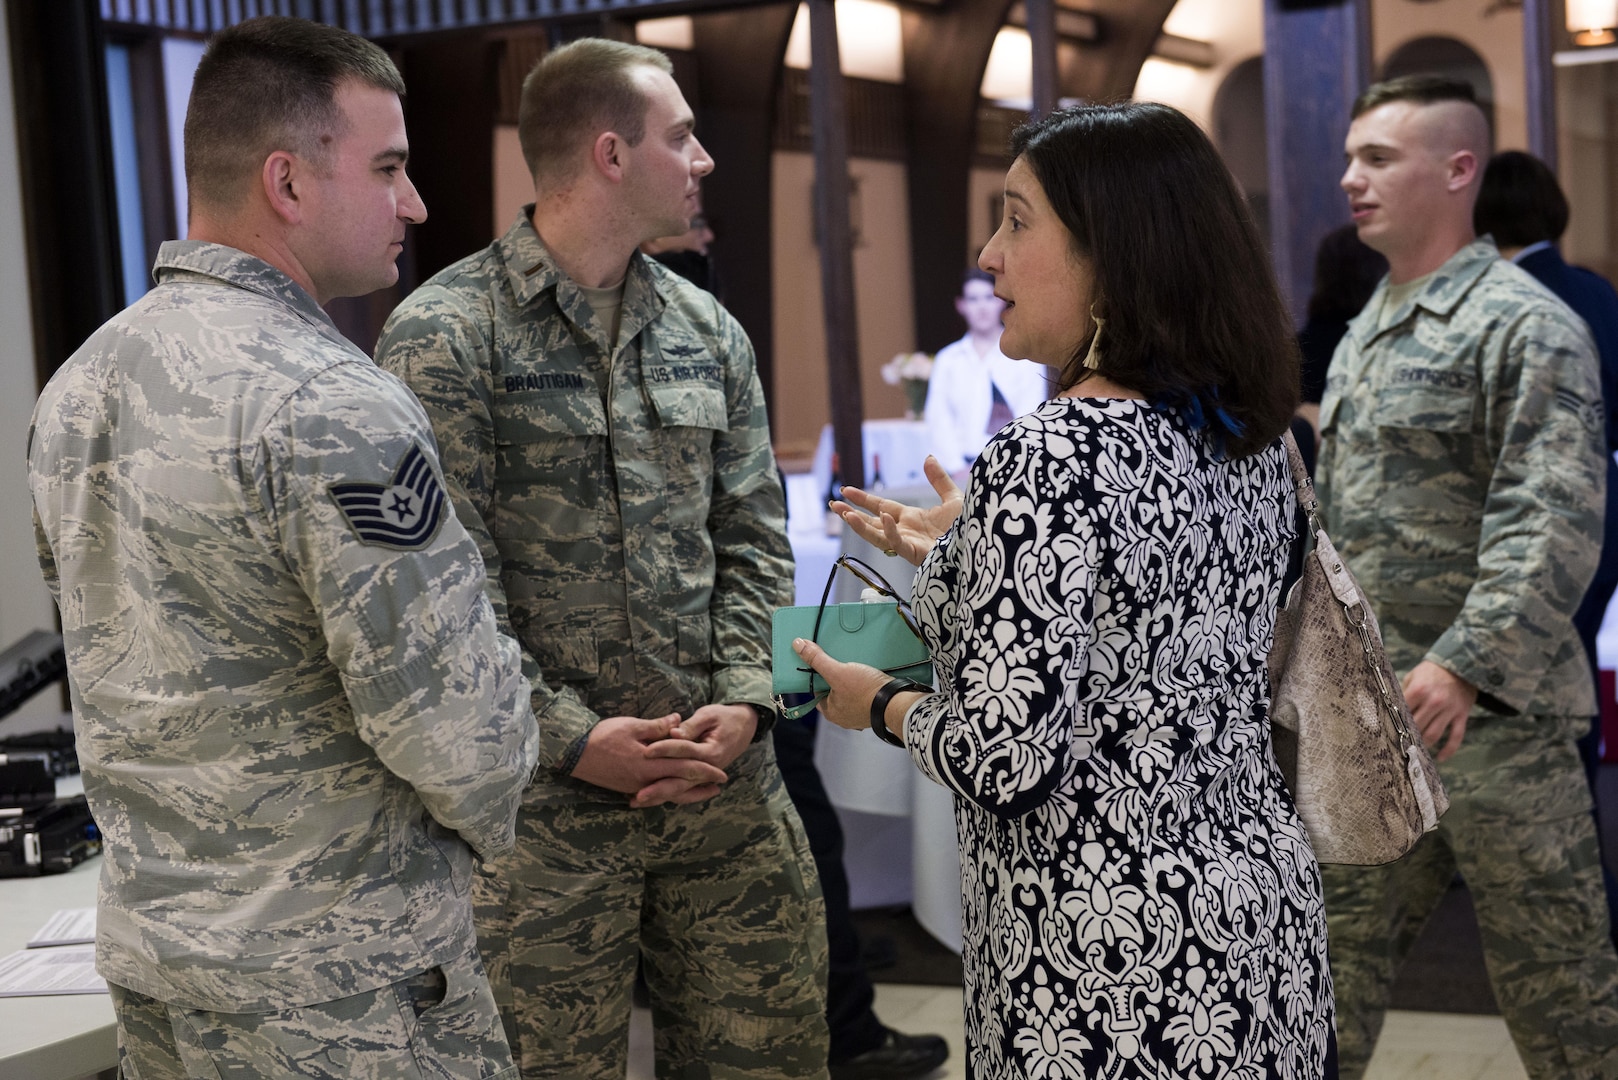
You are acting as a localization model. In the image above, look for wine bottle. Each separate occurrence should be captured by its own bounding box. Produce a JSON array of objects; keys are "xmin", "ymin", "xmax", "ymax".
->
[{"xmin": 824, "ymin": 452, "xmax": 844, "ymax": 536}]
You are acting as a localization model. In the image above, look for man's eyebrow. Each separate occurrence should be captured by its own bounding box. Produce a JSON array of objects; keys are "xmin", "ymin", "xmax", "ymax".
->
[
  {"xmin": 373, "ymin": 146, "xmax": 408, "ymax": 165},
  {"xmin": 668, "ymin": 115, "xmax": 695, "ymax": 135},
  {"xmin": 1351, "ymin": 142, "xmax": 1397, "ymax": 157}
]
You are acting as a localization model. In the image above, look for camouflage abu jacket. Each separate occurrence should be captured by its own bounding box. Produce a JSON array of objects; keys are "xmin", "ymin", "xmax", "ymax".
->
[
  {"xmin": 376, "ymin": 209, "xmax": 792, "ymax": 801},
  {"xmin": 1317, "ymin": 238, "xmax": 1605, "ymax": 718},
  {"xmin": 28, "ymin": 241, "xmax": 539, "ymax": 1012}
]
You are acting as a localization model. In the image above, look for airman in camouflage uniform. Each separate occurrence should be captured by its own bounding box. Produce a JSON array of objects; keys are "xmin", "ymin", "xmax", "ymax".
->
[
  {"xmin": 28, "ymin": 18, "xmax": 537, "ymax": 1080},
  {"xmin": 1319, "ymin": 76, "xmax": 1618, "ymax": 1079},
  {"xmin": 375, "ymin": 37, "xmax": 828, "ymax": 1080}
]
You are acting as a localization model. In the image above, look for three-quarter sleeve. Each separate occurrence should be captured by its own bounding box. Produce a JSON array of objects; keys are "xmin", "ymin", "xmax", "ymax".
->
[{"xmin": 904, "ymin": 426, "xmax": 1100, "ymax": 818}]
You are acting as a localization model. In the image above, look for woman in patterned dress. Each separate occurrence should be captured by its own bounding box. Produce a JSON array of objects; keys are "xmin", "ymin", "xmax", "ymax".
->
[{"xmin": 794, "ymin": 102, "xmax": 1333, "ymax": 1079}]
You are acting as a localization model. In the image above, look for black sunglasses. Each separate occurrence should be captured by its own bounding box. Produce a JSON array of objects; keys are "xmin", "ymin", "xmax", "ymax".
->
[{"xmin": 803, "ymin": 555, "xmax": 921, "ymax": 668}]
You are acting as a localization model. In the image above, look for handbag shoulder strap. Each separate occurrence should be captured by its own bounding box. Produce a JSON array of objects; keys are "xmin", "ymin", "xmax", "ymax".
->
[{"xmin": 1282, "ymin": 429, "xmax": 1321, "ymax": 525}]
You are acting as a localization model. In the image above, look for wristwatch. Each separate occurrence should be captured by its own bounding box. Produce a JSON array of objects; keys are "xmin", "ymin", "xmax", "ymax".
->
[{"xmin": 870, "ymin": 677, "xmax": 928, "ymax": 747}]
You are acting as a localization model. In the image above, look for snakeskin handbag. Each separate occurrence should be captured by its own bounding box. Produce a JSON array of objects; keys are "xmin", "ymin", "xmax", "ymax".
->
[{"xmin": 1267, "ymin": 433, "xmax": 1448, "ymax": 865}]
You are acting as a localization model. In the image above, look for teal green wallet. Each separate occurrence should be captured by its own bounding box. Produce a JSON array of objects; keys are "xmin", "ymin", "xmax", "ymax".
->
[{"xmin": 770, "ymin": 556, "xmax": 932, "ymax": 719}]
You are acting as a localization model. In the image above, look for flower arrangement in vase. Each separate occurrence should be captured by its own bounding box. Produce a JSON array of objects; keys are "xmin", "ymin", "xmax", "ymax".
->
[{"xmin": 880, "ymin": 351, "xmax": 934, "ymax": 420}]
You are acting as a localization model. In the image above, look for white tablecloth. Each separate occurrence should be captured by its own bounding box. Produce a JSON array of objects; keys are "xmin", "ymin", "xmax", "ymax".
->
[{"xmin": 809, "ymin": 419, "xmax": 934, "ymax": 498}]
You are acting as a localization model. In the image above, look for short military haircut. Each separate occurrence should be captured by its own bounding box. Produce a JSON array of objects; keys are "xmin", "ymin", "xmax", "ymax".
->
[
  {"xmin": 184, "ymin": 16, "xmax": 404, "ymax": 214},
  {"xmin": 517, "ymin": 38, "xmax": 674, "ymax": 186},
  {"xmin": 1352, "ymin": 74, "xmax": 1477, "ymax": 120},
  {"xmin": 1474, "ymin": 150, "xmax": 1569, "ymax": 247}
]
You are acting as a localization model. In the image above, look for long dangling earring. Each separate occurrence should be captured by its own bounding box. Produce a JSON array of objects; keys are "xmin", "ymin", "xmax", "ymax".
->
[{"xmin": 1082, "ymin": 302, "xmax": 1104, "ymax": 370}]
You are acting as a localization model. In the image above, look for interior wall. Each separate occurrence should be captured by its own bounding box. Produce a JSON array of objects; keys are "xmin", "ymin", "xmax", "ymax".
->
[
  {"xmin": 1558, "ymin": 62, "xmax": 1618, "ymax": 281},
  {"xmin": 0, "ymin": 12, "xmax": 70, "ymax": 732},
  {"xmin": 1370, "ymin": 0, "xmax": 1526, "ymax": 151},
  {"xmin": 771, "ymin": 150, "xmax": 915, "ymax": 458},
  {"xmin": 493, "ymin": 124, "xmax": 530, "ymax": 239},
  {"xmin": 1132, "ymin": 0, "xmax": 1264, "ymax": 133},
  {"xmin": 967, "ymin": 165, "xmax": 1004, "ymax": 275}
]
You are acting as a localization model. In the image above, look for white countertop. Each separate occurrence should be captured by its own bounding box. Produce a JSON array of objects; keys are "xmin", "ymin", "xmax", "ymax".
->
[{"xmin": 0, "ymin": 854, "xmax": 115, "ymax": 1080}]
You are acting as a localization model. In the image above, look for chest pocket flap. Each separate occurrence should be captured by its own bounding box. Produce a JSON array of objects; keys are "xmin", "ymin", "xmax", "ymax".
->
[{"xmin": 649, "ymin": 385, "xmax": 729, "ymax": 432}]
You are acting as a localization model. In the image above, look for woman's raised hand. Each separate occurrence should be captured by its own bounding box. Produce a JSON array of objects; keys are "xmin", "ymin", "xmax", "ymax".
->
[{"xmin": 833, "ymin": 455, "xmax": 963, "ymax": 566}]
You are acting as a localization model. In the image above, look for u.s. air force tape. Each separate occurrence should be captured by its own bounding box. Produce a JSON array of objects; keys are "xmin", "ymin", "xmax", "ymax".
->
[{"xmin": 329, "ymin": 441, "xmax": 447, "ymax": 550}]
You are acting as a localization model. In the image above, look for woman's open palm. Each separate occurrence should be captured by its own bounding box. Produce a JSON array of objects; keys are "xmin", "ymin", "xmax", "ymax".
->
[{"xmin": 832, "ymin": 455, "xmax": 963, "ymax": 566}]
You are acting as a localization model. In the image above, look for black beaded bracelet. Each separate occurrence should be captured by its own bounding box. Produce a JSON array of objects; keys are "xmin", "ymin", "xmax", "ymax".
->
[{"xmin": 870, "ymin": 677, "xmax": 928, "ymax": 747}]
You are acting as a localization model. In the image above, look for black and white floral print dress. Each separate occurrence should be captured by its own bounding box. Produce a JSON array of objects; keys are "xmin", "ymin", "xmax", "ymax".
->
[{"xmin": 904, "ymin": 397, "xmax": 1332, "ymax": 1080}]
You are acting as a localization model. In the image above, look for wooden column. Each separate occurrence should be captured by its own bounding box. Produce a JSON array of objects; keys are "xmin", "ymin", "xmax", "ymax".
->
[
  {"xmin": 1523, "ymin": 0, "xmax": 1559, "ymax": 171},
  {"xmin": 900, "ymin": 3, "xmax": 1007, "ymax": 352},
  {"xmin": 807, "ymin": 0, "xmax": 866, "ymax": 488},
  {"xmin": 395, "ymin": 35, "xmax": 497, "ymax": 286},
  {"xmin": 1025, "ymin": 0, "xmax": 1059, "ymax": 120},
  {"xmin": 691, "ymin": 3, "xmax": 797, "ymax": 412},
  {"xmin": 6, "ymin": 0, "xmax": 121, "ymax": 387},
  {"xmin": 1262, "ymin": 0, "xmax": 1372, "ymax": 327}
]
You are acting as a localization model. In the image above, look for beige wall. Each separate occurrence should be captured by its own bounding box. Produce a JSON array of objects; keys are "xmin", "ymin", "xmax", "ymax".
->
[
  {"xmin": 493, "ymin": 124, "xmax": 531, "ymax": 239},
  {"xmin": 1558, "ymin": 62, "xmax": 1618, "ymax": 279},
  {"xmin": 771, "ymin": 151, "xmax": 916, "ymax": 458},
  {"xmin": 968, "ymin": 165, "xmax": 1005, "ymax": 269},
  {"xmin": 1134, "ymin": 0, "xmax": 1265, "ymax": 133},
  {"xmin": 1371, "ymin": 0, "xmax": 1527, "ymax": 152}
]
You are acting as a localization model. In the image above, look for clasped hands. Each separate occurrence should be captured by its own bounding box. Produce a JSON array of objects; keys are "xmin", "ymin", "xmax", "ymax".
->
[{"xmin": 571, "ymin": 703, "xmax": 758, "ymax": 808}]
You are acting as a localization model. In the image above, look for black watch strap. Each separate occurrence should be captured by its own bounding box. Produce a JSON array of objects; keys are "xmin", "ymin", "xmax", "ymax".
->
[{"xmin": 870, "ymin": 677, "xmax": 928, "ymax": 747}]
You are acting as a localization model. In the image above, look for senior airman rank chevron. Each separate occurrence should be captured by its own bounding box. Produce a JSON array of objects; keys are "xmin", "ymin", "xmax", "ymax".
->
[{"xmin": 329, "ymin": 441, "xmax": 447, "ymax": 550}]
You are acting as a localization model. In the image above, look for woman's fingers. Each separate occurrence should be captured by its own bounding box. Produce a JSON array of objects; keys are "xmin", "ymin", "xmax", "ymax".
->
[
  {"xmin": 839, "ymin": 507, "xmax": 889, "ymax": 549},
  {"xmin": 839, "ymin": 485, "xmax": 903, "ymax": 525},
  {"xmin": 837, "ymin": 484, "xmax": 879, "ymax": 514},
  {"xmin": 923, "ymin": 454, "xmax": 962, "ymax": 502},
  {"xmin": 881, "ymin": 512, "xmax": 920, "ymax": 566}
]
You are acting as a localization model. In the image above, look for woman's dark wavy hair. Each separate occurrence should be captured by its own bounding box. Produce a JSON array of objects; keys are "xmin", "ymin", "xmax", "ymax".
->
[{"xmin": 1010, "ymin": 102, "xmax": 1299, "ymax": 459}]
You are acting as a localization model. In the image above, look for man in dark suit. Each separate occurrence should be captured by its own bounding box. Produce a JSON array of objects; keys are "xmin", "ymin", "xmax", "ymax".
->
[{"xmin": 1476, "ymin": 149, "xmax": 1618, "ymax": 945}]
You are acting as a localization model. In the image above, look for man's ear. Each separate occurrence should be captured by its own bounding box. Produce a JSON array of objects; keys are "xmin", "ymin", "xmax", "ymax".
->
[
  {"xmin": 262, "ymin": 151, "xmax": 303, "ymax": 224},
  {"xmin": 592, "ymin": 131, "xmax": 626, "ymax": 183},
  {"xmin": 1447, "ymin": 149, "xmax": 1480, "ymax": 194}
]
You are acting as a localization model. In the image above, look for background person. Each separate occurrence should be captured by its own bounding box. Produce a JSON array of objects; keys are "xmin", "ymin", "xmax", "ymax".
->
[
  {"xmin": 1321, "ymin": 76, "xmax": 1618, "ymax": 1078},
  {"xmin": 1474, "ymin": 148, "xmax": 1618, "ymax": 952},
  {"xmin": 1296, "ymin": 223, "xmax": 1387, "ymax": 439},
  {"xmin": 640, "ymin": 201, "xmax": 719, "ymax": 296},
  {"xmin": 376, "ymin": 38, "xmax": 829, "ymax": 1080},
  {"xmin": 28, "ymin": 16, "xmax": 539, "ymax": 1079},
  {"xmin": 797, "ymin": 101, "xmax": 1331, "ymax": 1079},
  {"xmin": 923, "ymin": 267, "xmax": 1050, "ymax": 483}
]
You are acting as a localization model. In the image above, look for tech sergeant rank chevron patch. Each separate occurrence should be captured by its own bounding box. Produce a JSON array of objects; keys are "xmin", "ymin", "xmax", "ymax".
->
[{"xmin": 329, "ymin": 441, "xmax": 448, "ymax": 550}]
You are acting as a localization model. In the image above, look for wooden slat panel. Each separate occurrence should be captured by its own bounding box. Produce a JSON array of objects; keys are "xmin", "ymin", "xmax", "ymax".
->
[
  {"xmin": 495, "ymin": 31, "xmax": 546, "ymax": 124},
  {"xmin": 102, "ymin": 0, "xmax": 737, "ymax": 31},
  {"xmin": 775, "ymin": 68, "xmax": 905, "ymax": 162}
]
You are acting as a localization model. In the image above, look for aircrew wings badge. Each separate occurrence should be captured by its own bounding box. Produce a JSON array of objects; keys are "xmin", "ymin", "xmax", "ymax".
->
[{"xmin": 329, "ymin": 441, "xmax": 447, "ymax": 550}]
